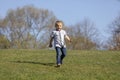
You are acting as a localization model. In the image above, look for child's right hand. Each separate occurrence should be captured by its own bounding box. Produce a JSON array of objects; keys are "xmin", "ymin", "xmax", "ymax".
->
[{"xmin": 49, "ymin": 44, "xmax": 52, "ymax": 47}]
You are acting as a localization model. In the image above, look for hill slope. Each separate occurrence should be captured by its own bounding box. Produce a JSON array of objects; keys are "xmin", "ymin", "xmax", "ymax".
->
[{"xmin": 0, "ymin": 49, "xmax": 120, "ymax": 80}]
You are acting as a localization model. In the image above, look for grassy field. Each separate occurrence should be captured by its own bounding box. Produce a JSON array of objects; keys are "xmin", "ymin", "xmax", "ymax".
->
[{"xmin": 0, "ymin": 49, "xmax": 120, "ymax": 80}]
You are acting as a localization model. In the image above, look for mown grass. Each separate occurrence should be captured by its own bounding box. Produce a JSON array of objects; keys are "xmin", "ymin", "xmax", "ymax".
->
[{"xmin": 0, "ymin": 49, "xmax": 120, "ymax": 80}]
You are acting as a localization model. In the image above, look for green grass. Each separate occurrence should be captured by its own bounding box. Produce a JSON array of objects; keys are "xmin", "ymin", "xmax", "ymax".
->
[{"xmin": 0, "ymin": 49, "xmax": 120, "ymax": 80}]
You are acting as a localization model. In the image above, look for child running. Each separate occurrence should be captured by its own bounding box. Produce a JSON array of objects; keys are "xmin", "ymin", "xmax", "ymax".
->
[{"xmin": 49, "ymin": 20, "xmax": 71, "ymax": 67}]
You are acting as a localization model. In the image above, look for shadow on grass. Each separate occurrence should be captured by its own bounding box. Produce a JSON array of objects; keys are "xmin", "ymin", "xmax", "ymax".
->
[{"xmin": 11, "ymin": 61, "xmax": 55, "ymax": 66}]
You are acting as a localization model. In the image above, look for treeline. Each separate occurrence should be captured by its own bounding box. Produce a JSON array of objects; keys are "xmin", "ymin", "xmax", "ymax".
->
[{"xmin": 0, "ymin": 5, "xmax": 120, "ymax": 50}]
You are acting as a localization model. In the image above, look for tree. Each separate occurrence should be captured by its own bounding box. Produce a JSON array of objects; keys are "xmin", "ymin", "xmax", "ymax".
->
[
  {"xmin": 0, "ymin": 5, "xmax": 56, "ymax": 49},
  {"xmin": 0, "ymin": 17, "xmax": 10, "ymax": 48},
  {"xmin": 66, "ymin": 19, "xmax": 99, "ymax": 50},
  {"xmin": 107, "ymin": 14, "xmax": 120, "ymax": 50}
]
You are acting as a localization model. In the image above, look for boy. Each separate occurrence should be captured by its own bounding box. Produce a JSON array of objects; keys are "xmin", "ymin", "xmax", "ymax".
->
[{"xmin": 49, "ymin": 20, "xmax": 71, "ymax": 67}]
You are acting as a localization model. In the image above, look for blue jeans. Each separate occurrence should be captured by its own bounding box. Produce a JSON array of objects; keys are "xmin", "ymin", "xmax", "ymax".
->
[{"xmin": 55, "ymin": 47, "xmax": 66, "ymax": 65}]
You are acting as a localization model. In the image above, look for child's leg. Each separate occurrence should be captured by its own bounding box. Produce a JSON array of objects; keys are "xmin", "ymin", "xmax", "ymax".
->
[
  {"xmin": 55, "ymin": 47, "xmax": 62, "ymax": 65},
  {"xmin": 61, "ymin": 47, "xmax": 66, "ymax": 64}
]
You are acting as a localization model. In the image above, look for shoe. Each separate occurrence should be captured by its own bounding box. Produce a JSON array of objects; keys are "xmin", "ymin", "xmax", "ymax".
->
[{"xmin": 55, "ymin": 64, "xmax": 61, "ymax": 67}]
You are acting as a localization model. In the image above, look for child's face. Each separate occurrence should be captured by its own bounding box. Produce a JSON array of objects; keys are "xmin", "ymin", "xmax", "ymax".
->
[{"xmin": 56, "ymin": 22, "xmax": 63, "ymax": 30}]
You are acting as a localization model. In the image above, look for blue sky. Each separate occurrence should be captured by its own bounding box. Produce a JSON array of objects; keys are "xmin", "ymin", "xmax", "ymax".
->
[{"xmin": 0, "ymin": 0, "xmax": 120, "ymax": 40}]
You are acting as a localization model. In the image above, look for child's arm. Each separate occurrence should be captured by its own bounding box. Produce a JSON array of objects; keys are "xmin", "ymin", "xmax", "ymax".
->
[
  {"xmin": 65, "ymin": 35, "xmax": 72, "ymax": 43},
  {"xmin": 49, "ymin": 37, "xmax": 53, "ymax": 47}
]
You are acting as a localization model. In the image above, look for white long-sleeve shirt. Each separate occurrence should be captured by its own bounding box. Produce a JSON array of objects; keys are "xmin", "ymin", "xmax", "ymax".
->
[{"xmin": 50, "ymin": 29, "xmax": 67, "ymax": 48}]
